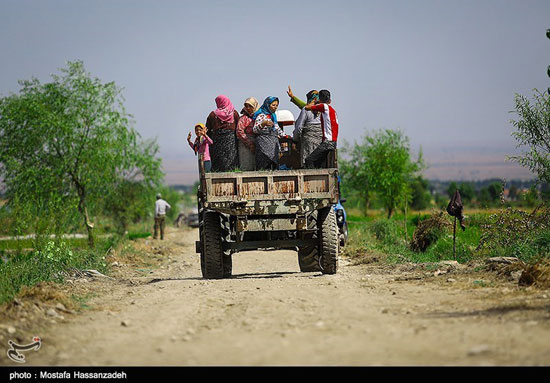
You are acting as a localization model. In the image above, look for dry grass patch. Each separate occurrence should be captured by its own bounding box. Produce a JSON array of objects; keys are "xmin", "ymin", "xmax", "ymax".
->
[{"xmin": 519, "ymin": 259, "xmax": 550, "ymax": 288}]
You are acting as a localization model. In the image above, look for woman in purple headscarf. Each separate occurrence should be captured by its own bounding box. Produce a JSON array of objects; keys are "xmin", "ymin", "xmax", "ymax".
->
[{"xmin": 205, "ymin": 95, "xmax": 240, "ymax": 171}]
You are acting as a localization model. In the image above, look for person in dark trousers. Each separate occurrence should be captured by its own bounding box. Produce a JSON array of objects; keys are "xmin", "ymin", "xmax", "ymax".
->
[
  {"xmin": 154, "ymin": 193, "xmax": 171, "ymax": 240},
  {"xmin": 291, "ymin": 90, "xmax": 322, "ymax": 168},
  {"xmin": 304, "ymin": 89, "xmax": 339, "ymax": 168}
]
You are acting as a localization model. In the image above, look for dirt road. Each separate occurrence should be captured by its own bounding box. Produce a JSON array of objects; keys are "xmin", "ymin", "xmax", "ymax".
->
[{"xmin": 7, "ymin": 227, "xmax": 550, "ymax": 366}]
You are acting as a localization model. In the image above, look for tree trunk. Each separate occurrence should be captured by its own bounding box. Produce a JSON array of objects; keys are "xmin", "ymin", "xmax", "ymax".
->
[
  {"xmin": 75, "ymin": 183, "xmax": 95, "ymax": 249},
  {"xmin": 404, "ymin": 196, "xmax": 408, "ymax": 242},
  {"xmin": 363, "ymin": 193, "xmax": 370, "ymax": 216},
  {"xmin": 83, "ymin": 206, "xmax": 95, "ymax": 248}
]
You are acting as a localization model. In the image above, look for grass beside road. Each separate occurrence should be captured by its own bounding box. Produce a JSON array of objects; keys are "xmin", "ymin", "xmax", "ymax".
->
[
  {"xmin": 343, "ymin": 207, "xmax": 550, "ymax": 267},
  {"xmin": 0, "ymin": 225, "xmax": 157, "ymax": 305},
  {"xmin": 0, "ymin": 236, "xmax": 115, "ymax": 305}
]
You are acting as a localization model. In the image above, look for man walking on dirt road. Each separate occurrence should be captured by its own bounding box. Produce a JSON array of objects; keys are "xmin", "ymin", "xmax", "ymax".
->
[{"xmin": 154, "ymin": 193, "xmax": 171, "ymax": 240}]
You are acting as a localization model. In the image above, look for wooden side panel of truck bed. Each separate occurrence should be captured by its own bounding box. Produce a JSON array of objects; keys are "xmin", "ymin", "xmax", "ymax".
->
[{"xmin": 202, "ymin": 168, "xmax": 339, "ymax": 204}]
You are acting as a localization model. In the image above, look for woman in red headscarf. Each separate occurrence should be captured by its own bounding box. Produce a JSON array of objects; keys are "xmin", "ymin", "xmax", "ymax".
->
[{"xmin": 205, "ymin": 95, "xmax": 240, "ymax": 172}]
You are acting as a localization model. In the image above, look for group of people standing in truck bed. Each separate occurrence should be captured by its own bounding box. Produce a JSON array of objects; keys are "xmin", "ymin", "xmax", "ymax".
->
[{"xmin": 187, "ymin": 87, "xmax": 339, "ymax": 173}]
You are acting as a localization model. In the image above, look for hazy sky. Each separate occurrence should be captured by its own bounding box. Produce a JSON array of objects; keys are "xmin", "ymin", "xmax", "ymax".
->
[{"xmin": 1, "ymin": 0, "xmax": 549, "ymax": 183}]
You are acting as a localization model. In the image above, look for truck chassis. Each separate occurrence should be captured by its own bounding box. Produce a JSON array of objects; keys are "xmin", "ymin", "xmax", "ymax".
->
[{"xmin": 196, "ymin": 167, "xmax": 340, "ymax": 279}]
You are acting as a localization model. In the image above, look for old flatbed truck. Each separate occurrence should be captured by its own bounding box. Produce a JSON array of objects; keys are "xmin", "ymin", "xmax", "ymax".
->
[{"xmin": 195, "ymin": 110, "xmax": 340, "ymax": 279}]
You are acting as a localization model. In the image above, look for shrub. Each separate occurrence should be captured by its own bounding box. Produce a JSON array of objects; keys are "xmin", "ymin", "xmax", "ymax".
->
[
  {"xmin": 518, "ymin": 258, "xmax": 550, "ymax": 288},
  {"xmin": 477, "ymin": 205, "xmax": 550, "ymax": 262},
  {"xmin": 410, "ymin": 212, "xmax": 451, "ymax": 252},
  {"xmin": 411, "ymin": 214, "xmax": 431, "ymax": 227}
]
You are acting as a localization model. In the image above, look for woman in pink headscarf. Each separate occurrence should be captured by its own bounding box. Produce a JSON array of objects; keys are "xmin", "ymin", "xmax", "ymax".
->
[{"xmin": 205, "ymin": 95, "xmax": 240, "ymax": 171}]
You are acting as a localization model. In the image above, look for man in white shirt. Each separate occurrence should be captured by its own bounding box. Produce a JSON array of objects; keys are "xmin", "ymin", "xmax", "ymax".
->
[{"xmin": 154, "ymin": 193, "xmax": 171, "ymax": 240}]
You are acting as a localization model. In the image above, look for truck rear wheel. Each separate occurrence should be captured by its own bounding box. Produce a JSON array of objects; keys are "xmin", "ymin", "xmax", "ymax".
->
[
  {"xmin": 221, "ymin": 215, "xmax": 232, "ymax": 278},
  {"xmin": 201, "ymin": 211, "xmax": 225, "ymax": 279},
  {"xmin": 318, "ymin": 207, "xmax": 339, "ymax": 275},
  {"xmin": 298, "ymin": 211, "xmax": 321, "ymax": 272}
]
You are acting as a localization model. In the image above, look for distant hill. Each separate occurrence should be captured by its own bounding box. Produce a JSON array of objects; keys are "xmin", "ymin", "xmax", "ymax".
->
[{"xmin": 161, "ymin": 143, "xmax": 537, "ymax": 185}]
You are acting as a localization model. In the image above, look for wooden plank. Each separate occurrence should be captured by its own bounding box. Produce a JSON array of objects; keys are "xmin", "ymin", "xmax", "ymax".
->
[
  {"xmin": 303, "ymin": 174, "xmax": 329, "ymax": 193},
  {"xmin": 212, "ymin": 178, "xmax": 236, "ymax": 197},
  {"xmin": 240, "ymin": 177, "xmax": 268, "ymax": 197},
  {"xmin": 203, "ymin": 168, "xmax": 339, "ymax": 202},
  {"xmin": 272, "ymin": 176, "xmax": 298, "ymax": 195}
]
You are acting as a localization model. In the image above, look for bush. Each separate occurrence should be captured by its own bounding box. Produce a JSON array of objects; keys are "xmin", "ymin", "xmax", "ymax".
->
[
  {"xmin": 411, "ymin": 214, "xmax": 431, "ymax": 227},
  {"xmin": 477, "ymin": 205, "xmax": 550, "ymax": 262},
  {"xmin": 533, "ymin": 229, "xmax": 550, "ymax": 253},
  {"xmin": 410, "ymin": 212, "xmax": 450, "ymax": 252}
]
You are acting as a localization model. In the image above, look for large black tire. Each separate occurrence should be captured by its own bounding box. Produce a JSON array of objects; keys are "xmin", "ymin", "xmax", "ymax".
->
[
  {"xmin": 318, "ymin": 207, "xmax": 339, "ymax": 275},
  {"xmin": 297, "ymin": 211, "xmax": 322, "ymax": 272},
  {"xmin": 221, "ymin": 215, "xmax": 233, "ymax": 278},
  {"xmin": 199, "ymin": 212, "xmax": 206, "ymax": 277},
  {"xmin": 201, "ymin": 211, "xmax": 224, "ymax": 279},
  {"xmin": 223, "ymin": 254, "xmax": 232, "ymax": 278}
]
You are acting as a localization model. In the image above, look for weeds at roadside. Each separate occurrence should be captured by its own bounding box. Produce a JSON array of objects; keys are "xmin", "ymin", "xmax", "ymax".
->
[
  {"xmin": 343, "ymin": 204, "xmax": 550, "ymax": 288},
  {"xmin": 476, "ymin": 205, "xmax": 550, "ymax": 261},
  {"xmin": 0, "ymin": 236, "xmax": 115, "ymax": 305},
  {"xmin": 518, "ymin": 258, "xmax": 550, "ymax": 288},
  {"xmin": 410, "ymin": 212, "xmax": 450, "ymax": 252}
]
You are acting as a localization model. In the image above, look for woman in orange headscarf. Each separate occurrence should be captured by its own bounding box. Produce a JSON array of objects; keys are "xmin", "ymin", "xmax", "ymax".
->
[{"xmin": 236, "ymin": 97, "xmax": 259, "ymax": 171}]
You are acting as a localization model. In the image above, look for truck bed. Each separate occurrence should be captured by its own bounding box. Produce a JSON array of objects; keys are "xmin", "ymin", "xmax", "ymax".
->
[{"xmin": 200, "ymin": 168, "xmax": 339, "ymax": 216}]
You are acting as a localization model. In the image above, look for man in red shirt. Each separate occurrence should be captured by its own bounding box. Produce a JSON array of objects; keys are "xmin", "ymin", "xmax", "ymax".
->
[{"xmin": 303, "ymin": 89, "xmax": 339, "ymax": 168}]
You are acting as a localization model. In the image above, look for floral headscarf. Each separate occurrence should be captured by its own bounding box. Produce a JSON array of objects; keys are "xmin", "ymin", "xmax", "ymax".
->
[
  {"xmin": 253, "ymin": 96, "xmax": 279, "ymax": 125},
  {"xmin": 213, "ymin": 95, "xmax": 235, "ymax": 123},
  {"xmin": 306, "ymin": 90, "xmax": 319, "ymax": 104}
]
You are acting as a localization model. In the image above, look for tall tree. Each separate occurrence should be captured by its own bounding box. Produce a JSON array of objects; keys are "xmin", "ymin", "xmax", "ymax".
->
[
  {"xmin": 0, "ymin": 61, "xmax": 163, "ymax": 247},
  {"xmin": 341, "ymin": 129, "xmax": 423, "ymax": 218},
  {"xmin": 509, "ymin": 90, "xmax": 550, "ymax": 185},
  {"xmin": 339, "ymin": 141, "xmax": 372, "ymax": 215}
]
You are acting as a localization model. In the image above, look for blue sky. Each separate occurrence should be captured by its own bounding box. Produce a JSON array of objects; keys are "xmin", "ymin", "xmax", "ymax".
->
[{"xmin": 1, "ymin": 0, "xmax": 549, "ymax": 183}]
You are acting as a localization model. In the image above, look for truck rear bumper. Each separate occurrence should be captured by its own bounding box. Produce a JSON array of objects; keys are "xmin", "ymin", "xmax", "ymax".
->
[
  {"xmin": 196, "ymin": 238, "xmax": 317, "ymax": 253},
  {"xmin": 235, "ymin": 215, "xmax": 308, "ymax": 232}
]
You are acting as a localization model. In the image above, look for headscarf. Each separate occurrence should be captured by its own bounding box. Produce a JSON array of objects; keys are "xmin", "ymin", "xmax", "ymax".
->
[
  {"xmin": 244, "ymin": 97, "xmax": 259, "ymax": 113},
  {"xmin": 191, "ymin": 123, "xmax": 207, "ymax": 154},
  {"xmin": 213, "ymin": 95, "xmax": 235, "ymax": 123},
  {"xmin": 306, "ymin": 90, "xmax": 319, "ymax": 104},
  {"xmin": 253, "ymin": 96, "xmax": 279, "ymax": 125}
]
